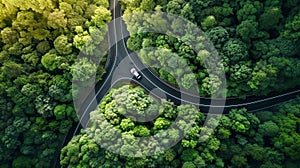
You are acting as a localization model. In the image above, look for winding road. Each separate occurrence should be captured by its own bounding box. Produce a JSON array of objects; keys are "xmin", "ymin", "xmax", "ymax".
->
[{"xmin": 53, "ymin": 0, "xmax": 300, "ymax": 167}]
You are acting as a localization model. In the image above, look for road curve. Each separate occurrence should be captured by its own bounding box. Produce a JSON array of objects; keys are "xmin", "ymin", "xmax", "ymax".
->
[{"xmin": 53, "ymin": 0, "xmax": 300, "ymax": 167}]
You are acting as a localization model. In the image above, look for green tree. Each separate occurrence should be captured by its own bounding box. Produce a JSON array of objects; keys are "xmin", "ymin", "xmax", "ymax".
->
[
  {"xmin": 160, "ymin": 99, "xmax": 177, "ymax": 119},
  {"xmin": 201, "ymin": 16, "xmax": 217, "ymax": 31},
  {"xmin": 181, "ymin": 73, "xmax": 196, "ymax": 90},
  {"xmin": 259, "ymin": 7, "xmax": 282, "ymax": 30},
  {"xmin": 181, "ymin": 149, "xmax": 199, "ymax": 162},
  {"xmin": 283, "ymin": 11, "xmax": 300, "ymax": 40},
  {"xmin": 247, "ymin": 61, "xmax": 277, "ymax": 94},
  {"xmin": 222, "ymin": 39, "xmax": 248, "ymax": 64},
  {"xmin": 1, "ymin": 61, "xmax": 23, "ymax": 79},
  {"xmin": 21, "ymin": 83, "xmax": 42, "ymax": 100},
  {"xmin": 54, "ymin": 104, "xmax": 67, "ymax": 120},
  {"xmin": 36, "ymin": 41, "xmax": 50, "ymax": 54},
  {"xmin": 133, "ymin": 126, "xmax": 151, "ymax": 137},
  {"xmin": 91, "ymin": 6, "xmax": 111, "ymax": 28},
  {"xmin": 34, "ymin": 95, "xmax": 54, "ymax": 118},
  {"xmin": 201, "ymin": 75, "xmax": 222, "ymax": 95},
  {"xmin": 236, "ymin": 20, "xmax": 258, "ymax": 43},
  {"xmin": 258, "ymin": 121, "xmax": 279, "ymax": 137},
  {"xmin": 1, "ymin": 125, "xmax": 21, "ymax": 150},
  {"xmin": 47, "ymin": 9, "xmax": 67, "ymax": 29},
  {"xmin": 182, "ymin": 161, "xmax": 196, "ymax": 168},
  {"xmin": 12, "ymin": 156, "xmax": 33, "ymax": 168},
  {"xmin": 244, "ymin": 144, "xmax": 264, "ymax": 161},
  {"xmin": 229, "ymin": 108, "xmax": 250, "ymax": 133},
  {"xmin": 237, "ymin": 1, "xmax": 263, "ymax": 22},
  {"xmin": 165, "ymin": 0, "xmax": 185, "ymax": 16},
  {"xmin": 49, "ymin": 85, "xmax": 69, "ymax": 102},
  {"xmin": 229, "ymin": 63, "xmax": 252, "ymax": 82},
  {"xmin": 217, "ymin": 127, "xmax": 231, "ymax": 139},
  {"xmin": 41, "ymin": 52, "xmax": 62, "ymax": 71},
  {"xmin": 231, "ymin": 155, "xmax": 248, "ymax": 168},
  {"xmin": 120, "ymin": 118, "xmax": 135, "ymax": 131},
  {"xmin": 153, "ymin": 117, "xmax": 171, "ymax": 132},
  {"xmin": 140, "ymin": 0, "xmax": 156, "ymax": 11},
  {"xmin": 54, "ymin": 35, "xmax": 73, "ymax": 55},
  {"xmin": 193, "ymin": 156, "xmax": 206, "ymax": 167},
  {"xmin": 21, "ymin": 51, "xmax": 40, "ymax": 66},
  {"xmin": 72, "ymin": 58, "xmax": 97, "ymax": 83},
  {"xmin": 1, "ymin": 27, "xmax": 19, "ymax": 44},
  {"xmin": 163, "ymin": 149, "xmax": 176, "ymax": 162},
  {"xmin": 207, "ymin": 26, "xmax": 229, "ymax": 49}
]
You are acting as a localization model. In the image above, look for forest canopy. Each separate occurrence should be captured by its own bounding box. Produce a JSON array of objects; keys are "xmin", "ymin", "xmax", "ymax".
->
[
  {"xmin": 0, "ymin": 0, "xmax": 300, "ymax": 167},
  {"xmin": 122, "ymin": 0, "xmax": 300, "ymax": 97},
  {"xmin": 61, "ymin": 85, "xmax": 300, "ymax": 168},
  {"xmin": 0, "ymin": 0, "xmax": 111, "ymax": 167}
]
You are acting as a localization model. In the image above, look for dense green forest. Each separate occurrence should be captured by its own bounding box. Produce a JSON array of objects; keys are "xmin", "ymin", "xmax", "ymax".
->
[
  {"xmin": 0, "ymin": 0, "xmax": 111, "ymax": 167},
  {"xmin": 122, "ymin": 0, "xmax": 300, "ymax": 97},
  {"xmin": 61, "ymin": 85, "xmax": 300, "ymax": 167},
  {"xmin": 0, "ymin": 0, "xmax": 300, "ymax": 167}
]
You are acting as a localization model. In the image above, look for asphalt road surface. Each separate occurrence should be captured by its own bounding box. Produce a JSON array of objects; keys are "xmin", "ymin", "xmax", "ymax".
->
[{"xmin": 52, "ymin": 0, "xmax": 300, "ymax": 167}]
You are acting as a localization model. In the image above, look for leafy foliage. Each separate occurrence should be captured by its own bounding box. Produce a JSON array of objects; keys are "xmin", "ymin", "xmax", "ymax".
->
[
  {"xmin": 123, "ymin": 0, "xmax": 300, "ymax": 97},
  {"xmin": 61, "ymin": 86, "xmax": 300, "ymax": 167},
  {"xmin": 0, "ymin": 0, "xmax": 111, "ymax": 167}
]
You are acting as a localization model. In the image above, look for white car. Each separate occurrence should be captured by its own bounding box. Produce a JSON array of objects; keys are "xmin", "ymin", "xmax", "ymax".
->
[{"xmin": 130, "ymin": 68, "xmax": 141, "ymax": 79}]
